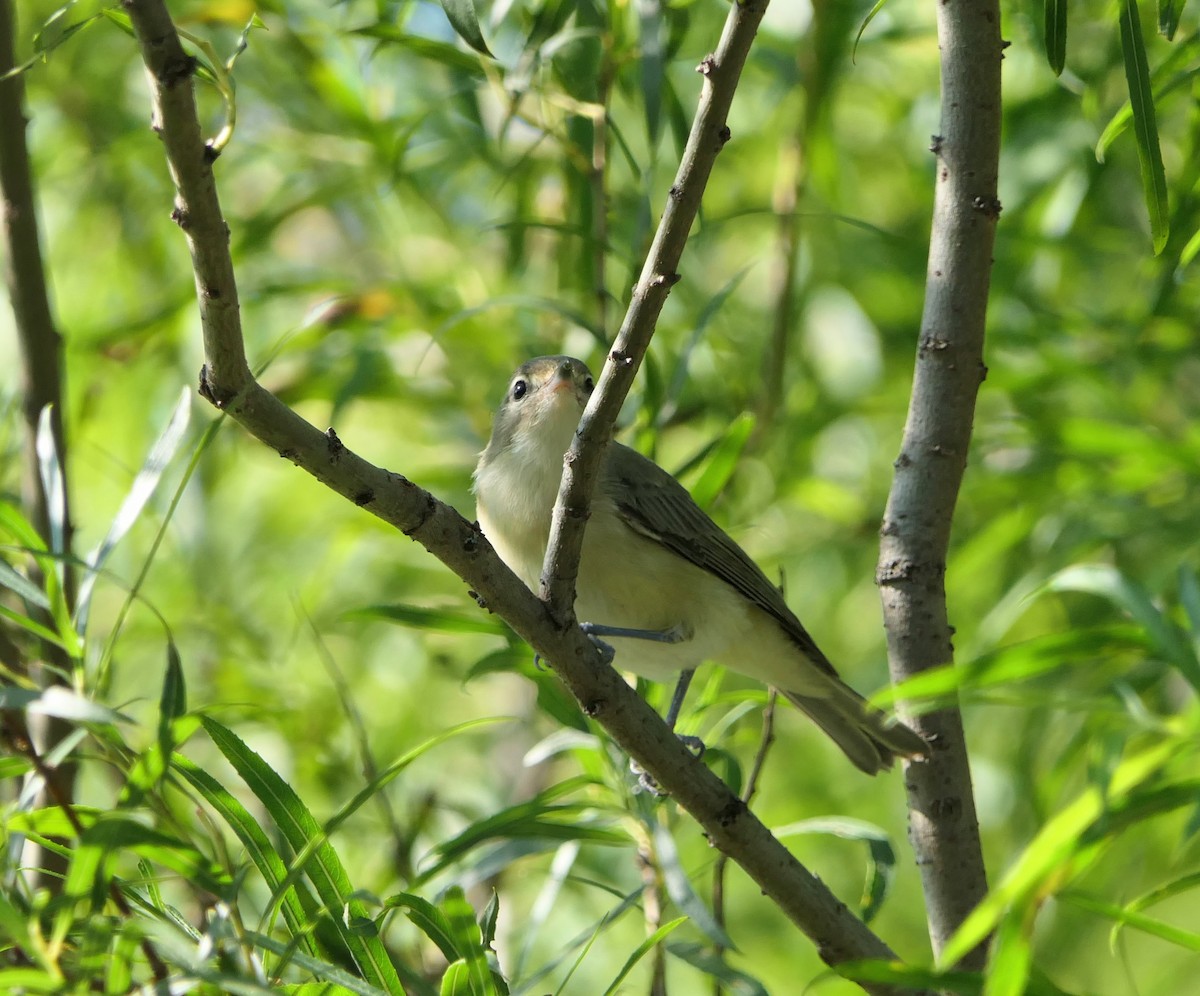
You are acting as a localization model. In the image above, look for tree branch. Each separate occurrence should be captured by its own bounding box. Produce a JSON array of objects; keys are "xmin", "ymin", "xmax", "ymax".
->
[
  {"xmin": 540, "ymin": 1, "xmax": 765, "ymax": 620},
  {"xmin": 124, "ymin": 0, "xmax": 928, "ymax": 989},
  {"xmin": 0, "ymin": 0, "xmax": 77, "ymax": 890},
  {"xmin": 876, "ymin": 0, "xmax": 1001, "ymax": 968}
]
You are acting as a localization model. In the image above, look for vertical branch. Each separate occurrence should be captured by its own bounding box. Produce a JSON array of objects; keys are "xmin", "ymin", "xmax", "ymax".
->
[
  {"xmin": 875, "ymin": 0, "xmax": 1002, "ymax": 968},
  {"xmin": 0, "ymin": 0, "xmax": 74, "ymax": 582},
  {"xmin": 0, "ymin": 0, "xmax": 77, "ymax": 888}
]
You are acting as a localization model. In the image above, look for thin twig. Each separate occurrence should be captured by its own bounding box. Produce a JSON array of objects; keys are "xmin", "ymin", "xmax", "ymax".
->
[
  {"xmin": 124, "ymin": 0, "xmax": 929, "ymax": 988},
  {"xmin": 876, "ymin": 0, "xmax": 1001, "ymax": 969}
]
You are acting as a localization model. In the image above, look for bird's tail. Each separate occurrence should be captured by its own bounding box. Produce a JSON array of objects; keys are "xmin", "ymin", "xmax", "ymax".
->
[{"xmin": 782, "ymin": 680, "xmax": 927, "ymax": 776}]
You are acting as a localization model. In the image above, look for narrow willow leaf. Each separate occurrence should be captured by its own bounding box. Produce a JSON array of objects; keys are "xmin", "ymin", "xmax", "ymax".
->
[
  {"xmin": 437, "ymin": 0, "xmax": 493, "ymax": 57},
  {"xmin": 637, "ymin": 0, "xmax": 664, "ymax": 146},
  {"xmin": 1045, "ymin": 0, "xmax": 1068, "ymax": 75},
  {"xmin": 688, "ymin": 414, "xmax": 755, "ymax": 510},
  {"xmin": 440, "ymin": 888, "xmax": 494, "ymax": 996},
  {"xmin": 1118, "ymin": 0, "xmax": 1170, "ymax": 253},
  {"xmin": 937, "ymin": 742, "xmax": 1180, "ymax": 967},
  {"xmin": 173, "ymin": 754, "xmax": 321, "ymax": 960},
  {"xmin": 601, "ymin": 917, "xmax": 687, "ymax": 996},
  {"xmin": 1063, "ymin": 891, "xmax": 1200, "ymax": 951},
  {"xmin": 383, "ymin": 893, "xmax": 460, "ymax": 964},
  {"xmin": 76, "ymin": 386, "xmax": 190, "ymax": 633},
  {"xmin": 1158, "ymin": 0, "xmax": 1181, "ymax": 39},
  {"xmin": 651, "ymin": 823, "xmax": 734, "ymax": 949},
  {"xmin": 200, "ymin": 718, "xmax": 404, "ymax": 993}
]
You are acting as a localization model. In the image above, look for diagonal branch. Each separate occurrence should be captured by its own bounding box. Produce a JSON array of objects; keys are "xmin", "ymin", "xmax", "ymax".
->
[
  {"xmin": 124, "ymin": 0, "xmax": 928, "ymax": 989},
  {"xmin": 876, "ymin": 0, "xmax": 1001, "ymax": 969},
  {"xmin": 540, "ymin": 0, "xmax": 767, "ymax": 620}
]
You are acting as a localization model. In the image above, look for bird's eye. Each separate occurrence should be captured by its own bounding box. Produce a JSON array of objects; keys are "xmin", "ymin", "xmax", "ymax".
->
[
  {"xmin": 583, "ymin": 376, "xmax": 594, "ymax": 393},
  {"xmin": 511, "ymin": 379, "xmax": 528, "ymax": 401}
]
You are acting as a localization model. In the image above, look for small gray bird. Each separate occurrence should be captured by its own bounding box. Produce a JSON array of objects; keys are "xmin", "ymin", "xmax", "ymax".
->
[{"xmin": 473, "ymin": 356, "xmax": 927, "ymax": 774}]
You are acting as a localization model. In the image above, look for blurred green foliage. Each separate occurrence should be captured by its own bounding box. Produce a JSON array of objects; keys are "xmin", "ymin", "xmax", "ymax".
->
[{"xmin": 2, "ymin": 0, "xmax": 1199, "ymax": 992}]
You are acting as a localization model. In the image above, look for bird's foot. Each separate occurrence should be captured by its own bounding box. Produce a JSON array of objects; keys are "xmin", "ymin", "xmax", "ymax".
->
[{"xmin": 532, "ymin": 630, "xmax": 616, "ymax": 671}]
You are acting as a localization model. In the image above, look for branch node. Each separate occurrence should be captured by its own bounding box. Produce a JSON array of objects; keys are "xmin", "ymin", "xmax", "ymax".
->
[
  {"xmin": 971, "ymin": 195, "xmax": 1002, "ymax": 220},
  {"xmin": 716, "ymin": 125, "xmax": 732, "ymax": 146},
  {"xmin": 583, "ymin": 697, "xmax": 605, "ymax": 717},
  {"xmin": 203, "ymin": 141, "xmax": 221, "ymax": 164},
  {"xmin": 929, "ymin": 134, "xmax": 943, "ymax": 155},
  {"xmin": 197, "ymin": 363, "xmax": 236, "ymax": 408},
  {"xmin": 353, "ymin": 489, "xmax": 374, "ymax": 507},
  {"xmin": 325, "ymin": 427, "xmax": 344, "ymax": 459},
  {"xmin": 170, "ymin": 206, "xmax": 190, "ymax": 229},
  {"xmin": 875, "ymin": 559, "xmax": 912, "ymax": 585},
  {"xmin": 919, "ymin": 334, "xmax": 950, "ymax": 355},
  {"xmin": 696, "ymin": 54, "xmax": 717, "ymax": 76}
]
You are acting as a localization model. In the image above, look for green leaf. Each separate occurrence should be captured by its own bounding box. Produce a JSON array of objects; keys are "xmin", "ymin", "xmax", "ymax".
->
[
  {"xmin": 651, "ymin": 822, "xmax": 734, "ymax": 949},
  {"xmin": 1117, "ymin": 0, "xmax": 1170, "ymax": 253},
  {"xmin": 601, "ymin": 916, "xmax": 687, "ymax": 995},
  {"xmin": 200, "ymin": 717, "xmax": 404, "ymax": 993},
  {"xmin": 1158, "ymin": 0, "xmax": 1181, "ymax": 39},
  {"xmin": 1046, "ymin": 564, "xmax": 1200, "ymax": 691},
  {"xmin": 1045, "ymin": 0, "xmax": 1068, "ymax": 75},
  {"xmin": 0, "ymin": 685, "xmax": 131, "ymax": 725},
  {"xmin": 352, "ymin": 25, "xmax": 487, "ymax": 76},
  {"xmin": 76, "ymin": 386, "xmax": 190, "ymax": 634},
  {"xmin": 773, "ymin": 817, "xmax": 896, "ymax": 923},
  {"xmin": 1062, "ymin": 891, "xmax": 1200, "ymax": 951},
  {"xmin": 440, "ymin": 888, "xmax": 494, "ymax": 996},
  {"xmin": 384, "ymin": 892, "xmax": 460, "ymax": 964},
  {"xmin": 687, "ymin": 414, "xmax": 755, "ymax": 510},
  {"xmin": 173, "ymin": 753, "xmax": 322, "ymax": 961},
  {"xmin": 436, "ymin": 0, "xmax": 493, "ymax": 58},
  {"xmin": 937, "ymin": 742, "xmax": 1185, "ymax": 967},
  {"xmin": 63, "ymin": 813, "xmax": 232, "ymax": 906},
  {"xmin": 346, "ymin": 602, "xmax": 506, "ymax": 636}
]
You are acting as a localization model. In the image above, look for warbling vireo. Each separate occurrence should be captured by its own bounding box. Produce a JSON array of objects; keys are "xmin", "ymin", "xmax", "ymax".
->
[{"xmin": 473, "ymin": 356, "xmax": 927, "ymax": 774}]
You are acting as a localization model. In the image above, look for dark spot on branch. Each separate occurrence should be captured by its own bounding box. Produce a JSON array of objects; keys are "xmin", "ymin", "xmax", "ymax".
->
[
  {"xmin": 979, "ymin": 362, "xmax": 989, "ymax": 382},
  {"xmin": 941, "ymin": 167, "xmax": 949, "ymax": 181},
  {"xmin": 696, "ymin": 54, "xmax": 716, "ymax": 76},
  {"xmin": 203, "ymin": 142, "xmax": 221, "ymax": 164},
  {"xmin": 353, "ymin": 490, "xmax": 374, "ymax": 506},
  {"xmin": 583, "ymin": 698, "xmax": 605, "ymax": 717},
  {"xmin": 929, "ymin": 134, "xmax": 943, "ymax": 154},
  {"xmin": 717, "ymin": 125, "xmax": 732, "ymax": 147},
  {"xmin": 163, "ymin": 55, "xmax": 199, "ymax": 88},
  {"xmin": 717, "ymin": 798, "xmax": 747, "ymax": 827},
  {"xmin": 325, "ymin": 427, "xmax": 344, "ymax": 458},
  {"xmin": 402, "ymin": 492, "xmax": 437, "ymax": 536},
  {"xmin": 893, "ymin": 452, "xmax": 912, "ymax": 469},
  {"xmin": 170, "ymin": 207, "xmax": 190, "ymax": 229},
  {"xmin": 278, "ymin": 448, "xmax": 298, "ymax": 461},
  {"xmin": 930, "ymin": 796, "xmax": 961, "ymax": 820},
  {"xmin": 610, "ymin": 348, "xmax": 632, "ymax": 367},
  {"xmin": 668, "ymin": 184, "xmax": 682, "ymax": 199},
  {"xmin": 468, "ymin": 589, "xmax": 487, "ymax": 609},
  {"xmin": 462, "ymin": 528, "xmax": 480, "ymax": 554},
  {"xmin": 204, "ymin": 285, "xmax": 221, "ymax": 300}
]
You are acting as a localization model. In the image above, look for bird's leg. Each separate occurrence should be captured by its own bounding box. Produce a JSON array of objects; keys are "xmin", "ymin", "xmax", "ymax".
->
[
  {"xmin": 577, "ymin": 623, "xmax": 705, "ymax": 795},
  {"xmin": 579, "ymin": 622, "xmax": 688, "ymax": 645}
]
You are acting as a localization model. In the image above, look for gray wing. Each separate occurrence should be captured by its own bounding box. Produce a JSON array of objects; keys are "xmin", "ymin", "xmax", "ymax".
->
[{"xmin": 602, "ymin": 442, "xmax": 837, "ymax": 676}]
